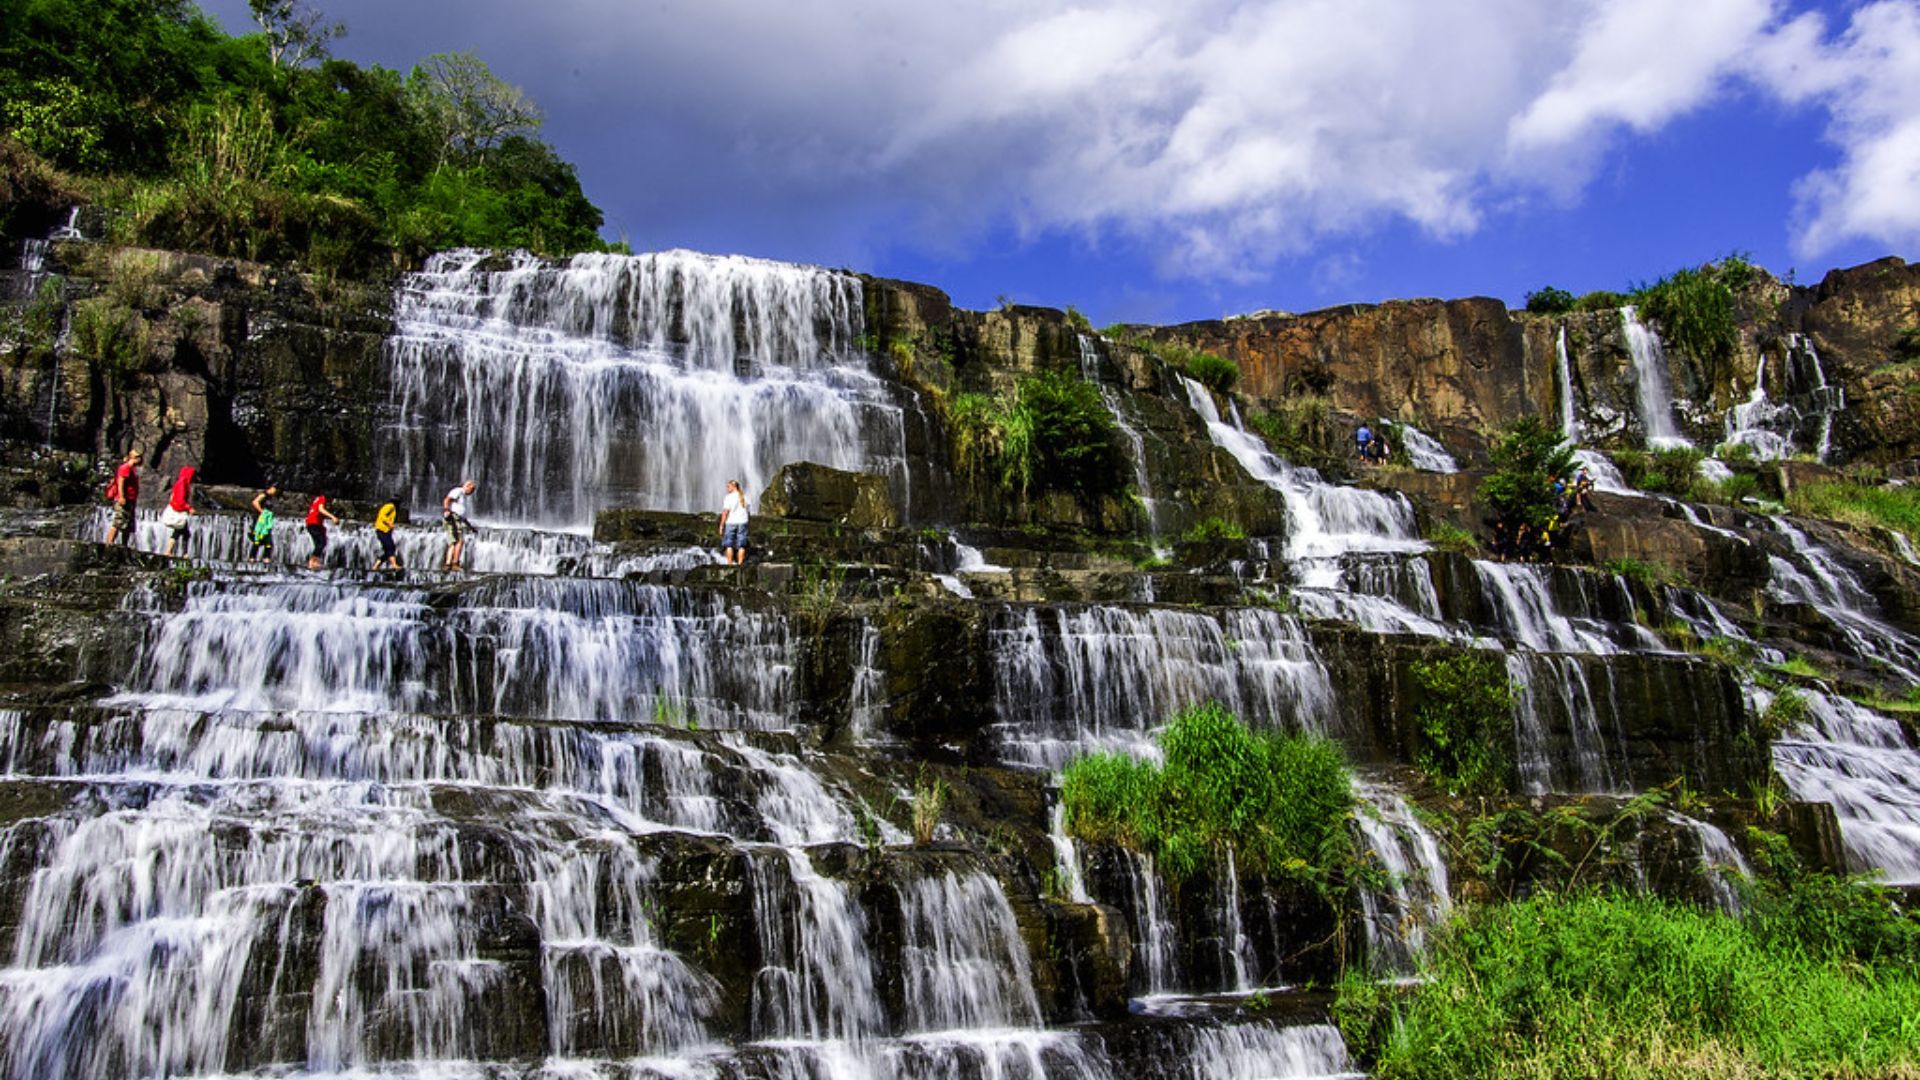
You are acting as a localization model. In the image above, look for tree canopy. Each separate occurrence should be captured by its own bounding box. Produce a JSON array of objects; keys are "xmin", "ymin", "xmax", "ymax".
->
[{"xmin": 0, "ymin": 0, "xmax": 611, "ymax": 274}]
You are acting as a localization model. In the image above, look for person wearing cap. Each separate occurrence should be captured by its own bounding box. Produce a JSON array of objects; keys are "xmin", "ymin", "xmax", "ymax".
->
[
  {"xmin": 718, "ymin": 479, "xmax": 750, "ymax": 566},
  {"xmin": 104, "ymin": 448, "xmax": 142, "ymax": 547}
]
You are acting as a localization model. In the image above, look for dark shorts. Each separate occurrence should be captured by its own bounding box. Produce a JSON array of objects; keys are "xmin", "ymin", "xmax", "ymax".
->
[
  {"xmin": 111, "ymin": 502, "xmax": 135, "ymax": 534},
  {"xmin": 722, "ymin": 522, "xmax": 748, "ymax": 550},
  {"xmin": 252, "ymin": 537, "xmax": 275, "ymax": 556},
  {"xmin": 307, "ymin": 523, "xmax": 327, "ymax": 558},
  {"xmin": 377, "ymin": 530, "xmax": 398, "ymax": 559}
]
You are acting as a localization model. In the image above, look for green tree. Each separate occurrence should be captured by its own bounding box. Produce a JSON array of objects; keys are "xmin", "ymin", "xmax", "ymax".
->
[{"xmin": 1479, "ymin": 415, "xmax": 1576, "ymax": 530}]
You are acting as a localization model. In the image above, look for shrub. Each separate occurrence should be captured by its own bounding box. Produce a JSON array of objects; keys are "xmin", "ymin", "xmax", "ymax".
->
[
  {"xmin": 1182, "ymin": 349, "xmax": 1240, "ymax": 394},
  {"xmin": 1894, "ymin": 327, "xmax": 1920, "ymax": 363},
  {"xmin": 1524, "ymin": 286, "xmax": 1575, "ymax": 314},
  {"xmin": 1478, "ymin": 416, "xmax": 1577, "ymax": 531},
  {"xmin": 1344, "ymin": 892, "xmax": 1920, "ymax": 1079},
  {"xmin": 1246, "ymin": 395, "xmax": 1338, "ymax": 469},
  {"xmin": 1059, "ymin": 703, "xmax": 1353, "ymax": 888},
  {"xmin": 1181, "ymin": 516, "xmax": 1248, "ymax": 543},
  {"xmin": 1573, "ymin": 289, "xmax": 1629, "ymax": 312},
  {"xmin": 1614, "ymin": 445, "xmax": 1704, "ymax": 495},
  {"xmin": 1410, "ymin": 648, "xmax": 1517, "ymax": 795},
  {"xmin": 948, "ymin": 372, "xmax": 1123, "ymax": 502},
  {"xmin": 1604, "ymin": 557, "xmax": 1681, "ymax": 589},
  {"xmin": 1424, "ymin": 520, "xmax": 1479, "ymax": 555},
  {"xmin": 1758, "ymin": 688, "xmax": 1810, "ymax": 739},
  {"xmin": 1634, "ymin": 264, "xmax": 1740, "ymax": 366}
]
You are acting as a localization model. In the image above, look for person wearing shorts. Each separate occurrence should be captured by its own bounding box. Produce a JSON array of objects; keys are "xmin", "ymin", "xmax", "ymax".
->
[
  {"xmin": 718, "ymin": 479, "xmax": 750, "ymax": 566},
  {"xmin": 104, "ymin": 448, "xmax": 142, "ymax": 547},
  {"xmin": 374, "ymin": 500, "xmax": 403, "ymax": 571},
  {"xmin": 442, "ymin": 480, "xmax": 476, "ymax": 571},
  {"xmin": 305, "ymin": 494, "xmax": 339, "ymax": 570}
]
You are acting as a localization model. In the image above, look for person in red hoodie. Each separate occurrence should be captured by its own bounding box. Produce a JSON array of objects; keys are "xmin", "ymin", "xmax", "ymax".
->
[
  {"xmin": 103, "ymin": 448, "xmax": 142, "ymax": 548},
  {"xmin": 160, "ymin": 466, "xmax": 198, "ymax": 558},
  {"xmin": 305, "ymin": 493, "xmax": 340, "ymax": 570}
]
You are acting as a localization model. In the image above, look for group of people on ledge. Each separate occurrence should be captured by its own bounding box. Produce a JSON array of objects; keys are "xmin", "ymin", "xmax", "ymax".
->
[
  {"xmin": 98, "ymin": 449, "xmax": 760, "ymax": 571},
  {"xmin": 1486, "ymin": 466, "xmax": 1598, "ymax": 562},
  {"xmin": 102, "ymin": 448, "xmax": 480, "ymax": 573}
]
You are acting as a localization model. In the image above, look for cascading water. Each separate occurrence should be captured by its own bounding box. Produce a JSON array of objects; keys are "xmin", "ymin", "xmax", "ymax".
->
[
  {"xmin": 1389, "ymin": 420, "xmax": 1458, "ymax": 473},
  {"xmin": 1723, "ymin": 349, "xmax": 1797, "ymax": 460},
  {"xmin": 379, "ymin": 250, "xmax": 915, "ymax": 529},
  {"xmin": 1556, "ymin": 325, "xmax": 1581, "ymax": 443},
  {"xmin": 1352, "ymin": 785, "xmax": 1452, "ymax": 973},
  {"xmin": 1772, "ymin": 690, "xmax": 1920, "ymax": 884},
  {"xmin": 1620, "ymin": 306, "xmax": 1691, "ymax": 448},
  {"xmin": 1078, "ymin": 333, "xmax": 1163, "ymax": 542},
  {"xmin": 989, "ymin": 604, "xmax": 1335, "ymax": 768}
]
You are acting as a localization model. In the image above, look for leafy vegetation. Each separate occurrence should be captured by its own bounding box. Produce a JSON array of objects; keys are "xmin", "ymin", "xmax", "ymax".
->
[
  {"xmin": 1245, "ymin": 395, "xmax": 1340, "ymax": 472},
  {"xmin": 1337, "ymin": 889, "xmax": 1920, "ymax": 1080},
  {"xmin": 1605, "ymin": 556, "xmax": 1682, "ymax": 590},
  {"xmin": 1423, "ymin": 519, "xmax": 1479, "ymax": 555},
  {"xmin": 1609, "ymin": 445, "xmax": 1705, "ymax": 495},
  {"xmin": 1523, "ymin": 286, "xmax": 1574, "ymax": 315},
  {"xmin": 1574, "ymin": 289, "xmax": 1629, "ymax": 312},
  {"xmin": 1181, "ymin": 516, "xmax": 1247, "ymax": 543},
  {"xmin": 949, "ymin": 371, "xmax": 1123, "ymax": 502},
  {"xmin": 1409, "ymin": 648, "xmax": 1517, "ymax": 796},
  {"xmin": 0, "ymin": 0, "xmax": 609, "ymax": 274},
  {"xmin": 1632, "ymin": 256, "xmax": 1754, "ymax": 367},
  {"xmin": 1787, "ymin": 481, "xmax": 1920, "ymax": 548},
  {"xmin": 1059, "ymin": 702, "xmax": 1353, "ymax": 888},
  {"xmin": 1478, "ymin": 416, "xmax": 1576, "ymax": 531},
  {"xmin": 1110, "ymin": 333, "xmax": 1239, "ymax": 393}
]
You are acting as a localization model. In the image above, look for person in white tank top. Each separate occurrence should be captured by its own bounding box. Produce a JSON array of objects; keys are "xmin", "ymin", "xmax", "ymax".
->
[{"xmin": 718, "ymin": 479, "xmax": 750, "ymax": 566}]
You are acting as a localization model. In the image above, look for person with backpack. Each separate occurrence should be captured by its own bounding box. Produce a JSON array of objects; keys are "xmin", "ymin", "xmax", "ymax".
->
[
  {"xmin": 374, "ymin": 499, "xmax": 404, "ymax": 572},
  {"xmin": 249, "ymin": 485, "xmax": 279, "ymax": 564},
  {"xmin": 305, "ymin": 493, "xmax": 339, "ymax": 570},
  {"xmin": 103, "ymin": 448, "xmax": 142, "ymax": 548},
  {"xmin": 160, "ymin": 465, "xmax": 198, "ymax": 558}
]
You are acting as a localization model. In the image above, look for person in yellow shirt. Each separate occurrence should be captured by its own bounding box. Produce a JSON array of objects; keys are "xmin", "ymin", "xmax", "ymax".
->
[{"xmin": 374, "ymin": 500, "xmax": 404, "ymax": 572}]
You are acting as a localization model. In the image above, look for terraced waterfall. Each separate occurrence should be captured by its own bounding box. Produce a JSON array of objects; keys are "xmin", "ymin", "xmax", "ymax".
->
[{"xmin": 7, "ymin": 247, "xmax": 1920, "ymax": 1078}]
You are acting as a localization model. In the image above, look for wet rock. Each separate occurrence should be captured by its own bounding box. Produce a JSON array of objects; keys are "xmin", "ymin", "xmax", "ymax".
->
[{"xmin": 760, "ymin": 462, "xmax": 900, "ymax": 529}]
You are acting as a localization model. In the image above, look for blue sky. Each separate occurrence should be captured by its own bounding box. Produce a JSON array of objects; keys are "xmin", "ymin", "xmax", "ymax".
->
[{"xmin": 195, "ymin": 0, "xmax": 1920, "ymax": 326}]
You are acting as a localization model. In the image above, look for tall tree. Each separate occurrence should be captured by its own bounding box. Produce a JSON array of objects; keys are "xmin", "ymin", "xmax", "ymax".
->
[
  {"xmin": 407, "ymin": 52, "xmax": 541, "ymax": 163},
  {"xmin": 247, "ymin": 0, "xmax": 344, "ymax": 68}
]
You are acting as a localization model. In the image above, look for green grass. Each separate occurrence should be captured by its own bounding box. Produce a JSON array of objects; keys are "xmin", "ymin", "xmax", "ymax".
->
[
  {"xmin": 1770, "ymin": 656, "xmax": 1827, "ymax": 681},
  {"xmin": 1423, "ymin": 519, "xmax": 1479, "ymax": 555},
  {"xmin": 1788, "ymin": 482, "xmax": 1920, "ymax": 547},
  {"xmin": 1606, "ymin": 557, "xmax": 1683, "ymax": 590},
  {"xmin": 1059, "ymin": 702, "xmax": 1353, "ymax": 888},
  {"xmin": 1338, "ymin": 891, "xmax": 1920, "ymax": 1080},
  {"xmin": 1181, "ymin": 516, "xmax": 1248, "ymax": 543},
  {"xmin": 1633, "ymin": 259, "xmax": 1747, "ymax": 366}
]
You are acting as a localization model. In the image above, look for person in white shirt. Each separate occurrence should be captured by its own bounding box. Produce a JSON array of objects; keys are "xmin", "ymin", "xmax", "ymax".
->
[
  {"xmin": 443, "ymin": 479, "xmax": 477, "ymax": 572},
  {"xmin": 718, "ymin": 479, "xmax": 750, "ymax": 566}
]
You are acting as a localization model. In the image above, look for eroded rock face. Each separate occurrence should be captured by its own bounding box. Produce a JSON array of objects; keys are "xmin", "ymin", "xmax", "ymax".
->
[{"xmin": 760, "ymin": 462, "xmax": 900, "ymax": 529}]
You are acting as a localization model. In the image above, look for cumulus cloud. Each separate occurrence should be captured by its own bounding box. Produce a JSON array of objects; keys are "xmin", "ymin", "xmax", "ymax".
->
[{"xmin": 218, "ymin": 0, "xmax": 1920, "ymax": 276}]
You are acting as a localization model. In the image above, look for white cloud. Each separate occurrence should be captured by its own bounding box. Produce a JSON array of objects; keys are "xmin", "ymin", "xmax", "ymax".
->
[{"xmin": 288, "ymin": 0, "xmax": 1920, "ymax": 277}]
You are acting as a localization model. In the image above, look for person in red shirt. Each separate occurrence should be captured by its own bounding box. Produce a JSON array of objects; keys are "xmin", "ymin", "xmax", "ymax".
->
[
  {"xmin": 305, "ymin": 494, "xmax": 340, "ymax": 570},
  {"xmin": 161, "ymin": 466, "xmax": 198, "ymax": 558},
  {"xmin": 104, "ymin": 448, "xmax": 142, "ymax": 548}
]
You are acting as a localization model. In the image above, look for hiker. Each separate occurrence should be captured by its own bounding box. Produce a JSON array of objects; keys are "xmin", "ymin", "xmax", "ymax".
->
[
  {"xmin": 160, "ymin": 466, "xmax": 198, "ymax": 558},
  {"xmin": 718, "ymin": 479, "xmax": 750, "ymax": 566},
  {"xmin": 1488, "ymin": 518, "xmax": 1512, "ymax": 561},
  {"xmin": 1355, "ymin": 425, "xmax": 1375, "ymax": 463},
  {"xmin": 305, "ymin": 493, "xmax": 339, "ymax": 570},
  {"xmin": 442, "ymin": 480, "xmax": 476, "ymax": 572},
  {"xmin": 1573, "ymin": 467, "xmax": 1597, "ymax": 513},
  {"xmin": 249, "ymin": 485, "xmax": 279, "ymax": 564},
  {"xmin": 1367, "ymin": 432, "xmax": 1390, "ymax": 463},
  {"xmin": 103, "ymin": 448, "xmax": 142, "ymax": 547},
  {"xmin": 374, "ymin": 499, "xmax": 404, "ymax": 571}
]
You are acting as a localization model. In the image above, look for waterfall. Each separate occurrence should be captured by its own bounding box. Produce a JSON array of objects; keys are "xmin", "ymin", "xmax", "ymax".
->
[
  {"xmin": 1049, "ymin": 799, "xmax": 1094, "ymax": 904},
  {"xmin": 1772, "ymin": 691, "xmax": 1920, "ymax": 885},
  {"xmin": 1390, "ymin": 419, "xmax": 1459, "ymax": 473},
  {"xmin": 1556, "ymin": 325, "xmax": 1581, "ymax": 443},
  {"xmin": 1667, "ymin": 812, "xmax": 1753, "ymax": 913},
  {"xmin": 1079, "ymin": 333, "xmax": 1164, "ymax": 542},
  {"xmin": 1788, "ymin": 334, "xmax": 1847, "ymax": 463},
  {"xmin": 898, "ymin": 869, "xmax": 1043, "ymax": 1031},
  {"xmin": 1119, "ymin": 850, "xmax": 1181, "ymax": 995},
  {"xmin": 988, "ymin": 604, "xmax": 1335, "ymax": 769},
  {"xmin": 745, "ymin": 846, "xmax": 885, "ymax": 1041},
  {"xmin": 1620, "ymin": 306, "xmax": 1691, "ymax": 448},
  {"xmin": 1766, "ymin": 521, "xmax": 1920, "ymax": 681},
  {"xmin": 1353, "ymin": 785, "xmax": 1452, "ymax": 973},
  {"xmin": 1723, "ymin": 349, "xmax": 1798, "ymax": 460},
  {"xmin": 379, "ymin": 249, "xmax": 914, "ymax": 529},
  {"xmin": 1181, "ymin": 376, "xmax": 1425, "ymax": 561}
]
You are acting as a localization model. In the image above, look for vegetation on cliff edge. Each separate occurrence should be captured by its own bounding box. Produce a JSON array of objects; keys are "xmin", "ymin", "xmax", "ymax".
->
[
  {"xmin": 0, "ymin": 0, "xmax": 611, "ymax": 274},
  {"xmin": 950, "ymin": 370, "xmax": 1125, "ymax": 503},
  {"xmin": 1479, "ymin": 416, "xmax": 1577, "ymax": 531}
]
